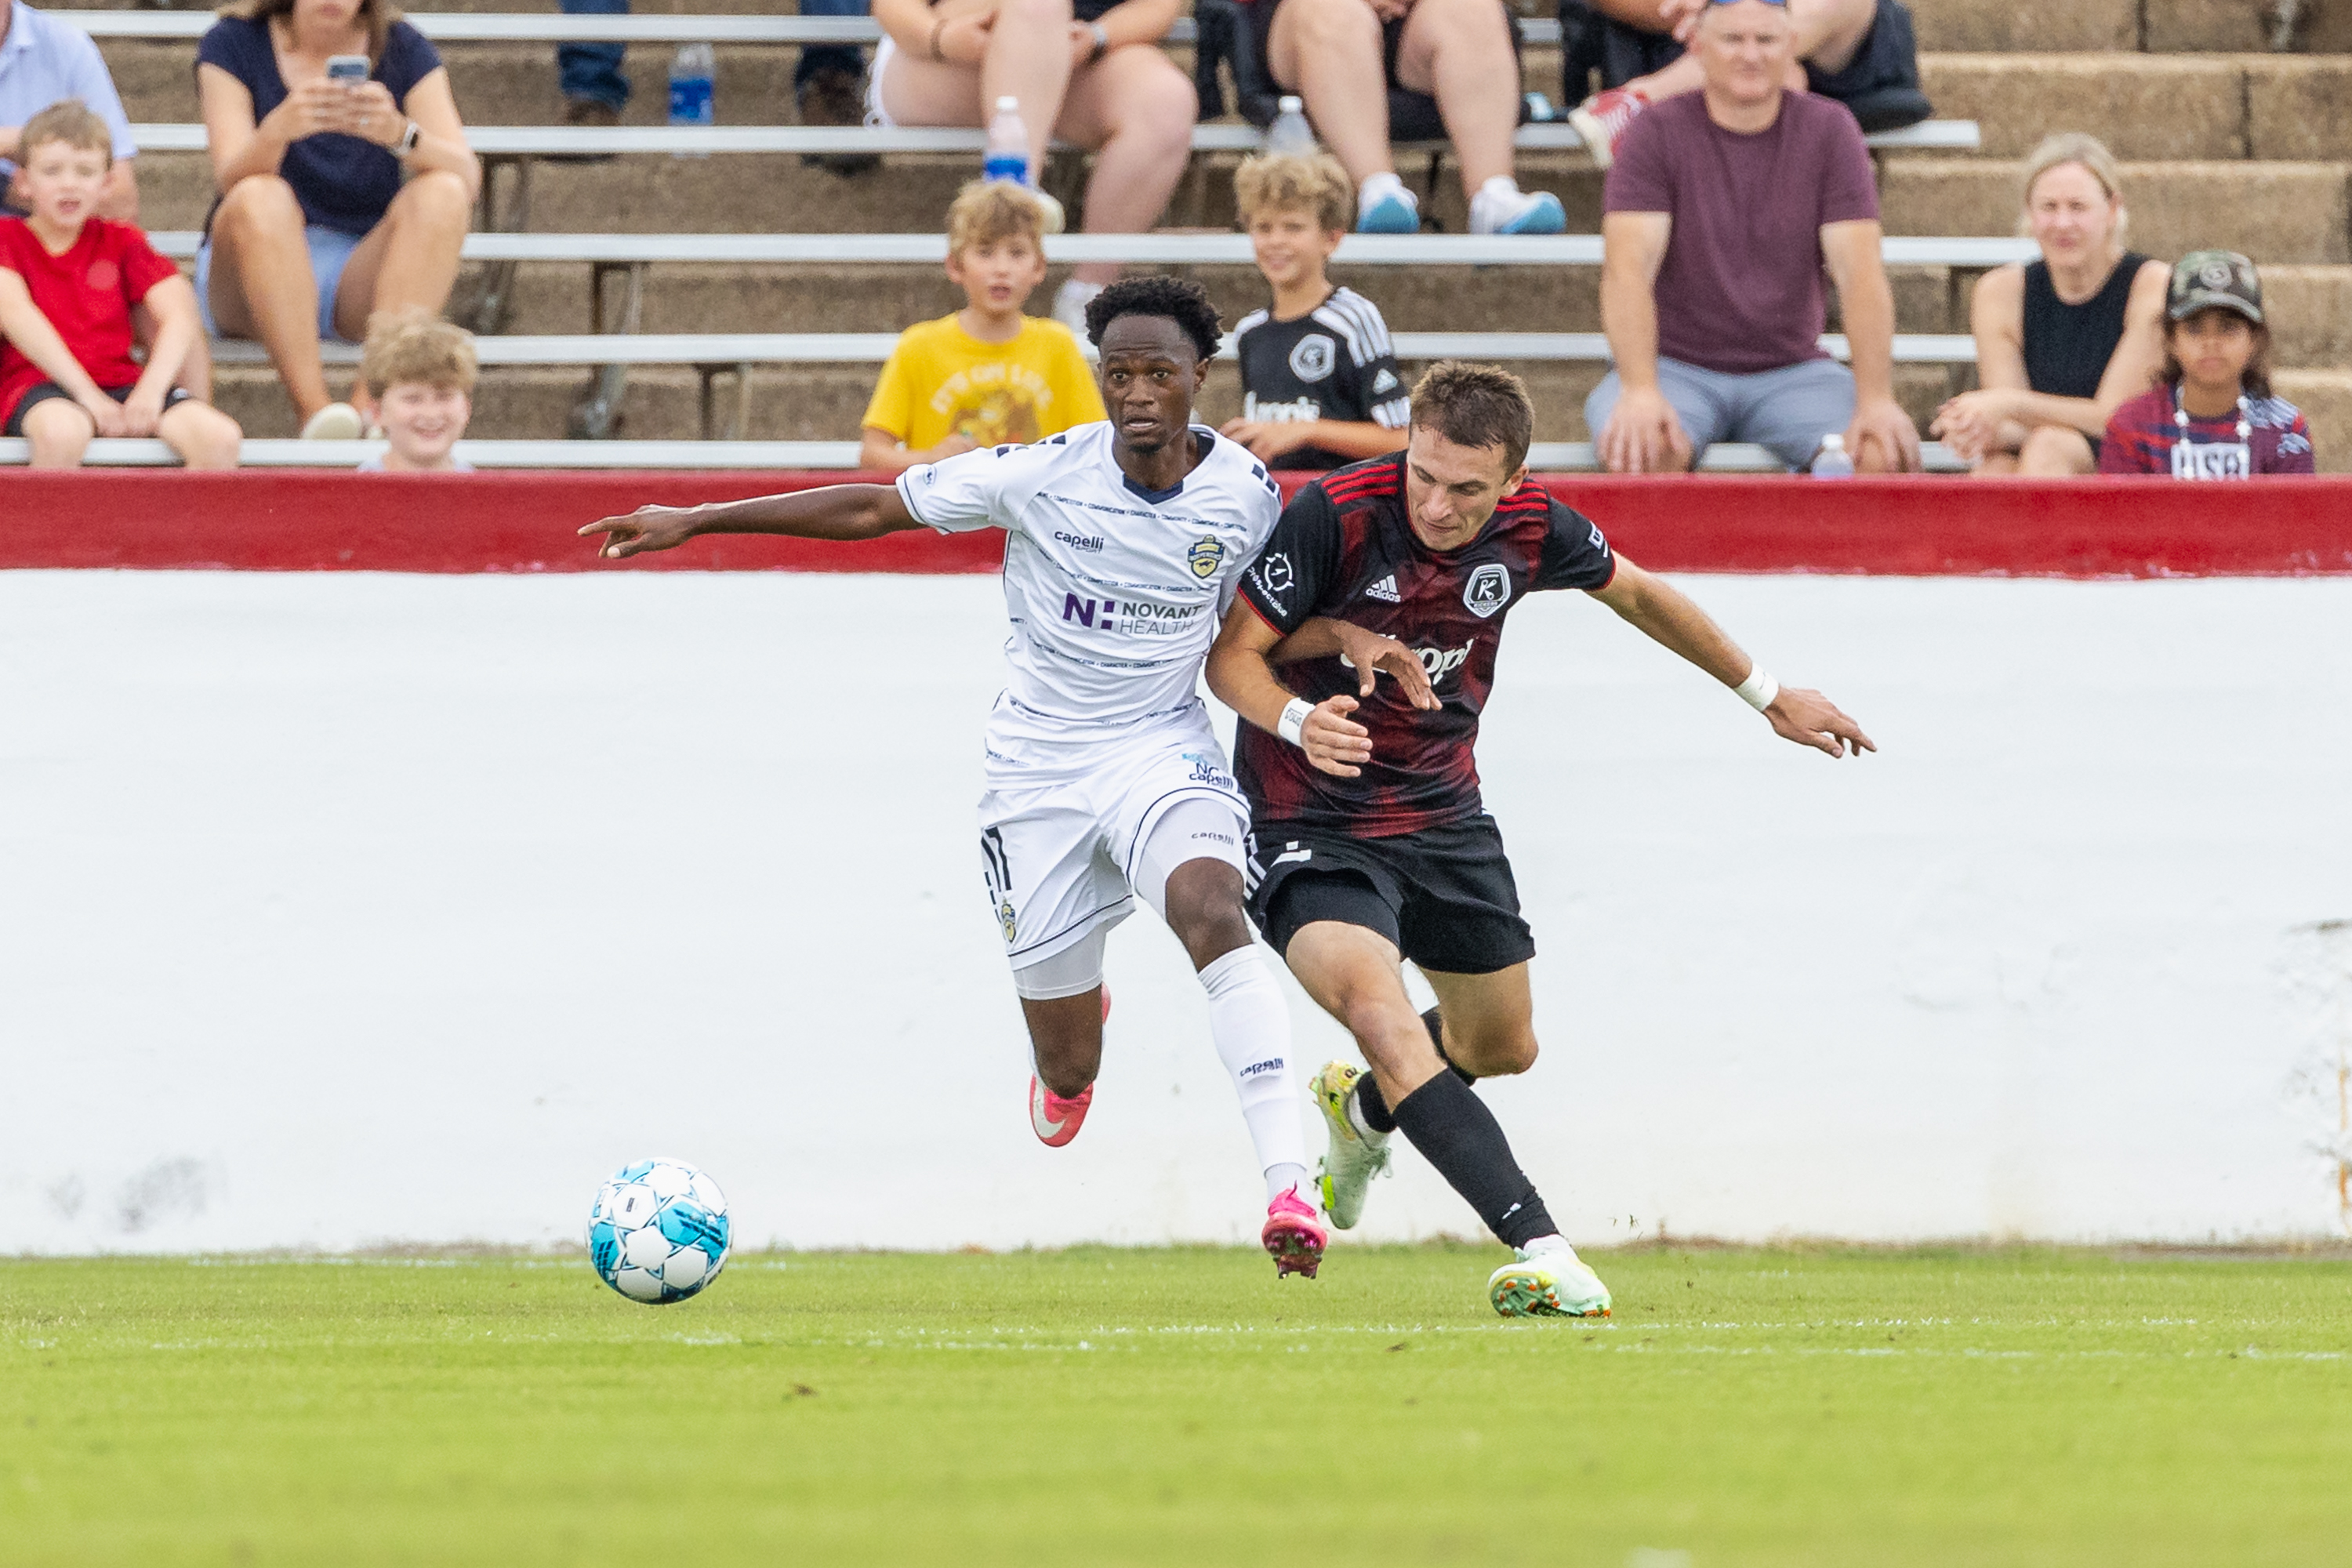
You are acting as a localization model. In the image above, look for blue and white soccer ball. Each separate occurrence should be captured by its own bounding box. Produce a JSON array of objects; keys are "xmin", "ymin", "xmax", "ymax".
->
[{"xmin": 586, "ymin": 1158, "xmax": 731, "ymax": 1304}]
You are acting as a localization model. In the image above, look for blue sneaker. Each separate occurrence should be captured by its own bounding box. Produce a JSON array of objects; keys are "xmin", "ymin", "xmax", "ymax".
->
[
  {"xmin": 1356, "ymin": 187, "xmax": 1420, "ymax": 234},
  {"xmin": 1470, "ymin": 184, "xmax": 1566, "ymax": 236}
]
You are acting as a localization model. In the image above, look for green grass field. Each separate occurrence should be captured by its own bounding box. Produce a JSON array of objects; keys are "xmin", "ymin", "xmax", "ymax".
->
[{"xmin": 5, "ymin": 1243, "xmax": 2350, "ymax": 1566}]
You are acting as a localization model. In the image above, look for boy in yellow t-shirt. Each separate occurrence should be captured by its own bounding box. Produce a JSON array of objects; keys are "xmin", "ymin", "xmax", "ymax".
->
[{"xmin": 859, "ymin": 181, "xmax": 1107, "ymax": 474}]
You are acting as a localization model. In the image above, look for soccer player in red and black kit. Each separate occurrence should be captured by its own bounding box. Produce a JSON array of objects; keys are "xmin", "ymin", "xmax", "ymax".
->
[{"xmin": 1206, "ymin": 361, "xmax": 1873, "ymax": 1317}]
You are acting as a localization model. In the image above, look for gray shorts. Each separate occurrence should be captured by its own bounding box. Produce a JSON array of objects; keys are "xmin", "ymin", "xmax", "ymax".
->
[{"xmin": 1584, "ymin": 355, "xmax": 1856, "ymax": 471}]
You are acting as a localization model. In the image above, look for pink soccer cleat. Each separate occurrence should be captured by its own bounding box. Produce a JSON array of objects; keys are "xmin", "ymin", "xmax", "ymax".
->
[
  {"xmin": 1261, "ymin": 1186, "xmax": 1328, "ymax": 1279},
  {"xmin": 1567, "ymin": 86, "xmax": 1648, "ymax": 171},
  {"xmin": 1029, "ymin": 1076, "xmax": 1093, "ymax": 1148}
]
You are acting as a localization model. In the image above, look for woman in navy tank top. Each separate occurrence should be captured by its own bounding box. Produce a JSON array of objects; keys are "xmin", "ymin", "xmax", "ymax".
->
[{"xmin": 1930, "ymin": 133, "xmax": 2169, "ymax": 475}]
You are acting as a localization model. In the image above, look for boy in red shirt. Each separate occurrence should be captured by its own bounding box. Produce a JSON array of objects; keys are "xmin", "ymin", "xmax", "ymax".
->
[{"xmin": 0, "ymin": 100, "xmax": 240, "ymax": 468}]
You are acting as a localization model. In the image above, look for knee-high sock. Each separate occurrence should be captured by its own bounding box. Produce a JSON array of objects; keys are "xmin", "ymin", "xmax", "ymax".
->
[
  {"xmin": 1390, "ymin": 1071, "xmax": 1557, "ymax": 1250},
  {"xmin": 1199, "ymin": 947, "xmax": 1309, "ymax": 1200}
]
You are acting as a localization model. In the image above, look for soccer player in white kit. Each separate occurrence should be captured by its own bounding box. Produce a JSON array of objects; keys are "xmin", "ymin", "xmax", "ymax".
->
[{"xmin": 581, "ymin": 278, "xmax": 1328, "ymax": 1277}]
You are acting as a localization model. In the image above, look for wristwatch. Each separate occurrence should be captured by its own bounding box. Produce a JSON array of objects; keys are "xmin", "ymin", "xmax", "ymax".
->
[
  {"xmin": 1087, "ymin": 21, "xmax": 1110, "ymax": 60},
  {"xmin": 394, "ymin": 118, "xmax": 420, "ymax": 157}
]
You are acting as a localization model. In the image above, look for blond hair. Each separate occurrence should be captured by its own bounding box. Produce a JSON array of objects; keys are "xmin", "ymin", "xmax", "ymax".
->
[
  {"xmin": 2017, "ymin": 132, "xmax": 2129, "ymax": 241},
  {"xmin": 18, "ymin": 100, "xmax": 114, "ymax": 166},
  {"xmin": 361, "ymin": 310, "xmax": 478, "ymax": 398},
  {"xmin": 218, "ymin": 0, "xmax": 402, "ymax": 63},
  {"xmin": 1233, "ymin": 153, "xmax": 1353, "ymax": 235},
  {"xmin": 945, "ymin": 180, "xmax": 1049, "ymax": 256}
]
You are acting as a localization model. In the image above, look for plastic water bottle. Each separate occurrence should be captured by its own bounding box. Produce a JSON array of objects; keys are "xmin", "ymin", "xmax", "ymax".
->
[
  {"xmin": 1268, "ymin": 96, "xmax": 1315, "ymax": 156},
  {"xmin": 1811, "ymin": 433, "xmax": 1855, "ymax": 477},
  {"xmin": 668, "ymin": 42, "xmax": 715, "ymax": 156},
  {"xmin": 984, "ymin": 97, "xmax": 1030, "ymax": 185}
]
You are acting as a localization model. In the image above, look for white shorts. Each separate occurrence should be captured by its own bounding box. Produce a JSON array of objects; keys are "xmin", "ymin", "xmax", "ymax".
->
[{"xmin": 977, "ymin": 710, "xmax": 1249, "ymax": 977}]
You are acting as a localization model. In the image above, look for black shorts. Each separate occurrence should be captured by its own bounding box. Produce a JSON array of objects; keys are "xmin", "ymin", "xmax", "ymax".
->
[
  {"xmin": 5, "ymin": 381, "xmax": 194, "ymax": 437},
  {"xmin": 1247, "ymin": 0, "xmax": 1520, "ymax": 141},
  {"xmin": 1245, "ymin": 815, "xmax": 1535, "ymax": 976}
]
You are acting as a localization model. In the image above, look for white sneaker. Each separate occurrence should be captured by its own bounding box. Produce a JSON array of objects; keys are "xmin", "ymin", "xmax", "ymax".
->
[
  {"xmin": 1308, "ymin": 1062, "xmax": 1390, "ymax": 1229},
  {"xmin": 1467, "ymin": 179, "xmax": 1566, "ymax": 237},
  {"xmin": 300, "ymin": 401, "xmax": 364, "ymax": 441},
  {"xmin": 1488, "ymin": 1242, "xmax": 1612, "ymax": 1318},
  {"xmin": 1051, "ymin": 277, "xmax": 1104, "ymax": 337}
]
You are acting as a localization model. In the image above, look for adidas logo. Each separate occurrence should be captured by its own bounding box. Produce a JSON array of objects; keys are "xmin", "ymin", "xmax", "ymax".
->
[{"xmin": 1365, "ymin": 574, "xmax": 1400, "ymax": 602}]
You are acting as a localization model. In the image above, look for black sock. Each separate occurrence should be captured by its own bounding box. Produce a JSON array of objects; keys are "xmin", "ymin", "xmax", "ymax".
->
[
  {"xmin": 1389, "ymin": 1072, "xmax": 1557, "ymax": 1250},
  {"xmin": 1422, "ymin": 1006, "xmax": 1478, "ymax": 1085}
]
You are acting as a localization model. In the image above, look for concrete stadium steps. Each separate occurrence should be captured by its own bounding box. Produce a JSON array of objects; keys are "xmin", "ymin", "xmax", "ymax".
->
[
  {"xmin": 200, "ymin": 358, "xmax": 1966, "ymax": 443},
  {"xmin": 123, "ymin": 150, "xmax": 2352, "ymax": 266},
  {"xmin": 60, "ymin": 0, "xmax": 2352, "ymax": 53},
  {"xmin": 94, "ymin": 39, "xmax": 2352, "ymax": 160},
  {"xmin": 456, "ymin": 258, "xmax": 2351, "ymax": 368}
]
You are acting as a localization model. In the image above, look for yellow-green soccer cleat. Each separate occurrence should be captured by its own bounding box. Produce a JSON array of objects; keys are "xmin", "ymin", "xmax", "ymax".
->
[
  {"xmin": 1488, "ymin": 1245, "xmax": 1613, "ymax": 1319},
  {"xmin": 1309, "ymin": 1061, "xmax": 1392, "ymax": 1229}
]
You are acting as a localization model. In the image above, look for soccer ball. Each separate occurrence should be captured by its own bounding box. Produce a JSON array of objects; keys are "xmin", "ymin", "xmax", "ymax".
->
[{"xmin": 586, "ymin": 1158, "xmax": 731, "ymax": 1304}]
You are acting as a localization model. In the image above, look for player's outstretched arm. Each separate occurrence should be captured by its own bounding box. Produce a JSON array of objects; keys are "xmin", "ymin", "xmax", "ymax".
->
[
  {"xmin": 1588, "ymin": 557, "xmax": 1875, "ymax": 758},
  {"xmin": 579, "ymin": 484, "xmax": 923, "ymax": 558},
  {"xmin": 1206, "ymin": 604, "xmax": 1375, "ymax": 778},
  {"xmin": 1269, "ymin": 618, "xmax": 1441, "ymax": 711}
]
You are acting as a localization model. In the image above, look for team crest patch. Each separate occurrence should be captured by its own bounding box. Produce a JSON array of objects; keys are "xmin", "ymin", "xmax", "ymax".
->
[
  {"xmin": 1288, "ymin": 333, "xmax": 1337, "ymax": 383},
  {"xmin": 1187, "ymin": 535, "xmax": 1225, "ymax": 579},
  {"xmin": 1463, "ymin": 562, "xmax": 1512, "ymax": 619},
  {"xmin": 998, "ymin": 899, "xmax": 1018, "ymax": 943}
]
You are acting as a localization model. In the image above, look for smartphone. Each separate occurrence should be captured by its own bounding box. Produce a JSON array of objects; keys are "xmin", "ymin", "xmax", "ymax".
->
[{"xmin": 325, "ymin": 54, "xmax": 370, "ymax": 84}]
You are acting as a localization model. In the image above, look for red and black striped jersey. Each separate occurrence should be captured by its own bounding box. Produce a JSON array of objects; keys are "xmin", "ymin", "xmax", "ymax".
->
[{"xmin": 1233, "ymin": 452, "xmax": 1616, "ymax": 837}]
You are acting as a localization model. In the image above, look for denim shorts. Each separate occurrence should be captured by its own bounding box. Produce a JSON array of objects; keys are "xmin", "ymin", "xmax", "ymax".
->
[{"xmin": 194, "ymin": 223, "xmax": 366, "ymax": 343}]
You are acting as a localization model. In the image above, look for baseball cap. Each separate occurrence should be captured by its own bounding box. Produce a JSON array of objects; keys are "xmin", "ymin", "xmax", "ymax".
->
[{"xmin": 2166, "ymin": 250, "xmax": 2263, "ymax": 325}]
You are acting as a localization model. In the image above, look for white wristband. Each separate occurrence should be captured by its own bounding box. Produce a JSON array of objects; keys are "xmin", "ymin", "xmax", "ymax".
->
[
  {"xmin": 1276, "ymin": 696, "xmax": 1314, "ymax": 746},
  {"xmin": 1734, "ymin": 664, "xmax": 1779, "ymax": 712}
]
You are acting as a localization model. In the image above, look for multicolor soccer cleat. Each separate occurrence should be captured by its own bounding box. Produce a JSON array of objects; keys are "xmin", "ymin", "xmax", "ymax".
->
[
  {"xmin": 1309, "ymin": 1061, "xmax": 1391, "ymax": 1230},
  {"xmin": 1029, "ymin": 1076, "xmax": 1093, "ymax": 1148},
  {"xmin": 1488, "ymin": 1244, "xmax": 1613, "ymax": 1319},
  {"xmin": 1261, "ymin": 1187, "xmax": 1328, "ymax": 1279}
]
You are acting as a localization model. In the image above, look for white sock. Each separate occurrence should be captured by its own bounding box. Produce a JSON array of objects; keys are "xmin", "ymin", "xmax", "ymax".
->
[
  {"xmin": 1519, "ymin": 1232, "xmax": 1572, "ymax": 1258},
  {"xmin": 1478, "ymin": 176, "xmax": 1524, "ymax": 204},
  {"xmin": 1198, "ymin": 946, "xmax": 1310, "ymax": 1189},
  {"xmin": 1357, "ymin": 171, "xmax": 1410, "ymax": 217},
  {"xmin": 1265, "ymin": 1163, "xmax": 1309, "ymax": 1204}
]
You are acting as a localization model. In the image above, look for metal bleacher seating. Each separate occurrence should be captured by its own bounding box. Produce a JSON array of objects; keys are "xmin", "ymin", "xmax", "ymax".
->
[{"xmin": 16, "ymin": 6, "xmax": 2023, "ymax": 467}]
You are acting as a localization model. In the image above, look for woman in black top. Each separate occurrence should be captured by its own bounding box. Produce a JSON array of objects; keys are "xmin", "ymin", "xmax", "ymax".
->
[
  {"xmin": 1931, "ymin": 133, "xmax": 2168, "ymax": 476},
  {"xmin": 197, "ymin": 0, "xmax": 478, "ymax": 438}
]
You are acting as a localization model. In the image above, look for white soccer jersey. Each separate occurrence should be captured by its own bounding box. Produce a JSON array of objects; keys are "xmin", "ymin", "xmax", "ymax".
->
[{"xmin": 897, "ymin": 423, "xmax": 1283, "ymax": 745}]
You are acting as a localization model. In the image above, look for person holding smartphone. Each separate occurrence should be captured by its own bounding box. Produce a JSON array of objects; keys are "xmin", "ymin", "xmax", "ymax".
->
[{"xmin": 195, "ymin": 0, "xmax": 478, "ymax": 438}]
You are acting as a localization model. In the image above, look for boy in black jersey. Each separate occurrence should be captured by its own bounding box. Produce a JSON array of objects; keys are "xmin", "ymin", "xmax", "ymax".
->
[
  {"xmin": 1219, "ymin": 154, "xmax": 1413, "ymax": 472},
  {"xmin": 1205, "ymin": 361, "xmax": 1874, "ymax": 1317}
]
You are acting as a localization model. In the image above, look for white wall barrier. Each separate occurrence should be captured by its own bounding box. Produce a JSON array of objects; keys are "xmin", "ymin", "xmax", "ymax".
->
[{"xmin": 4, "ymin": 568, "xmax": 2349, "ymax": 1252}]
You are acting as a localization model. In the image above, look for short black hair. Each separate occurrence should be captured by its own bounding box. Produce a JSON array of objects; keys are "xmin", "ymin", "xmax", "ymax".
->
[{"xmin": 1084, "ymin": 275, "xmax": 1222, "ymax": 362}]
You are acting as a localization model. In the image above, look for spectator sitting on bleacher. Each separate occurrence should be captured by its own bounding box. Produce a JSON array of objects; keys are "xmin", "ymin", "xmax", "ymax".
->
[
  {"xmin": 2099, "ymin": 251, "xmax": 2314, "ymax": 478},
  {"xmin": 1563, "ymin": 0, "xmax": 1929, "ymax": 169},
  {"xmin": 197, "ymin": 0, "xmax": 480, "ymax": 440},
  {"xmin": 354, "ymin": 307, "xmax": 475, "ymax": 471},
  {"xmin": 1220, "ymin": 152, "xmax": 1410, "ymax": 467},
  {"xmin": 1930, "ymin": 134, "xmax": 2168, "ymax": 477},
  {"xmin": 2, "ymin": 0, "xmax": 215, "ymax": 401},
  {"xmin": 0, "ymin": 101, "xmax": 241, "ymax": 469},
  {"xmin": 858, "ymin": 180, "xmax": 1105, "ymax": 474},
  {"xmin": 1585, "ymin": 0, "xmax": 1918, "ymax": 473},
  {"xmin": 1246, "ymin": 0, "xmax": 1563, "ymax": 235},
  {"xmin": 869, "ymin": 0, "xmax": 1196, "ymax": 332},
  {"xmin": 1, "ymin": 0, "xmax": 140, "ymax": 220}
]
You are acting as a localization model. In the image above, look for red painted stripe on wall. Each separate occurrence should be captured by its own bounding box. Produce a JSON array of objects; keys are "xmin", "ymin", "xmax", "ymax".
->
[{"xmin": 3, "ymin": 470, "xmax": 2349, "ymax": 577}]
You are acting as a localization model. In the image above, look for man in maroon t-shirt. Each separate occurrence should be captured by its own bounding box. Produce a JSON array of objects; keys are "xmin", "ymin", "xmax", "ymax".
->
[{"xmin": 1584, "ymin": 0, "xmax": 1919, "ymax": 474}]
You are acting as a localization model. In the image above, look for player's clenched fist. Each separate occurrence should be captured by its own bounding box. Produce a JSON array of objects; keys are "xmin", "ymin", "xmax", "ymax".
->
[
  {"xmin": 1301, "ymin": 695, "xmax": 1375, "ymax": 779},
  {"xmin": 580, "ymin": 503, "xmax": 702, "ymax": 558}
]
